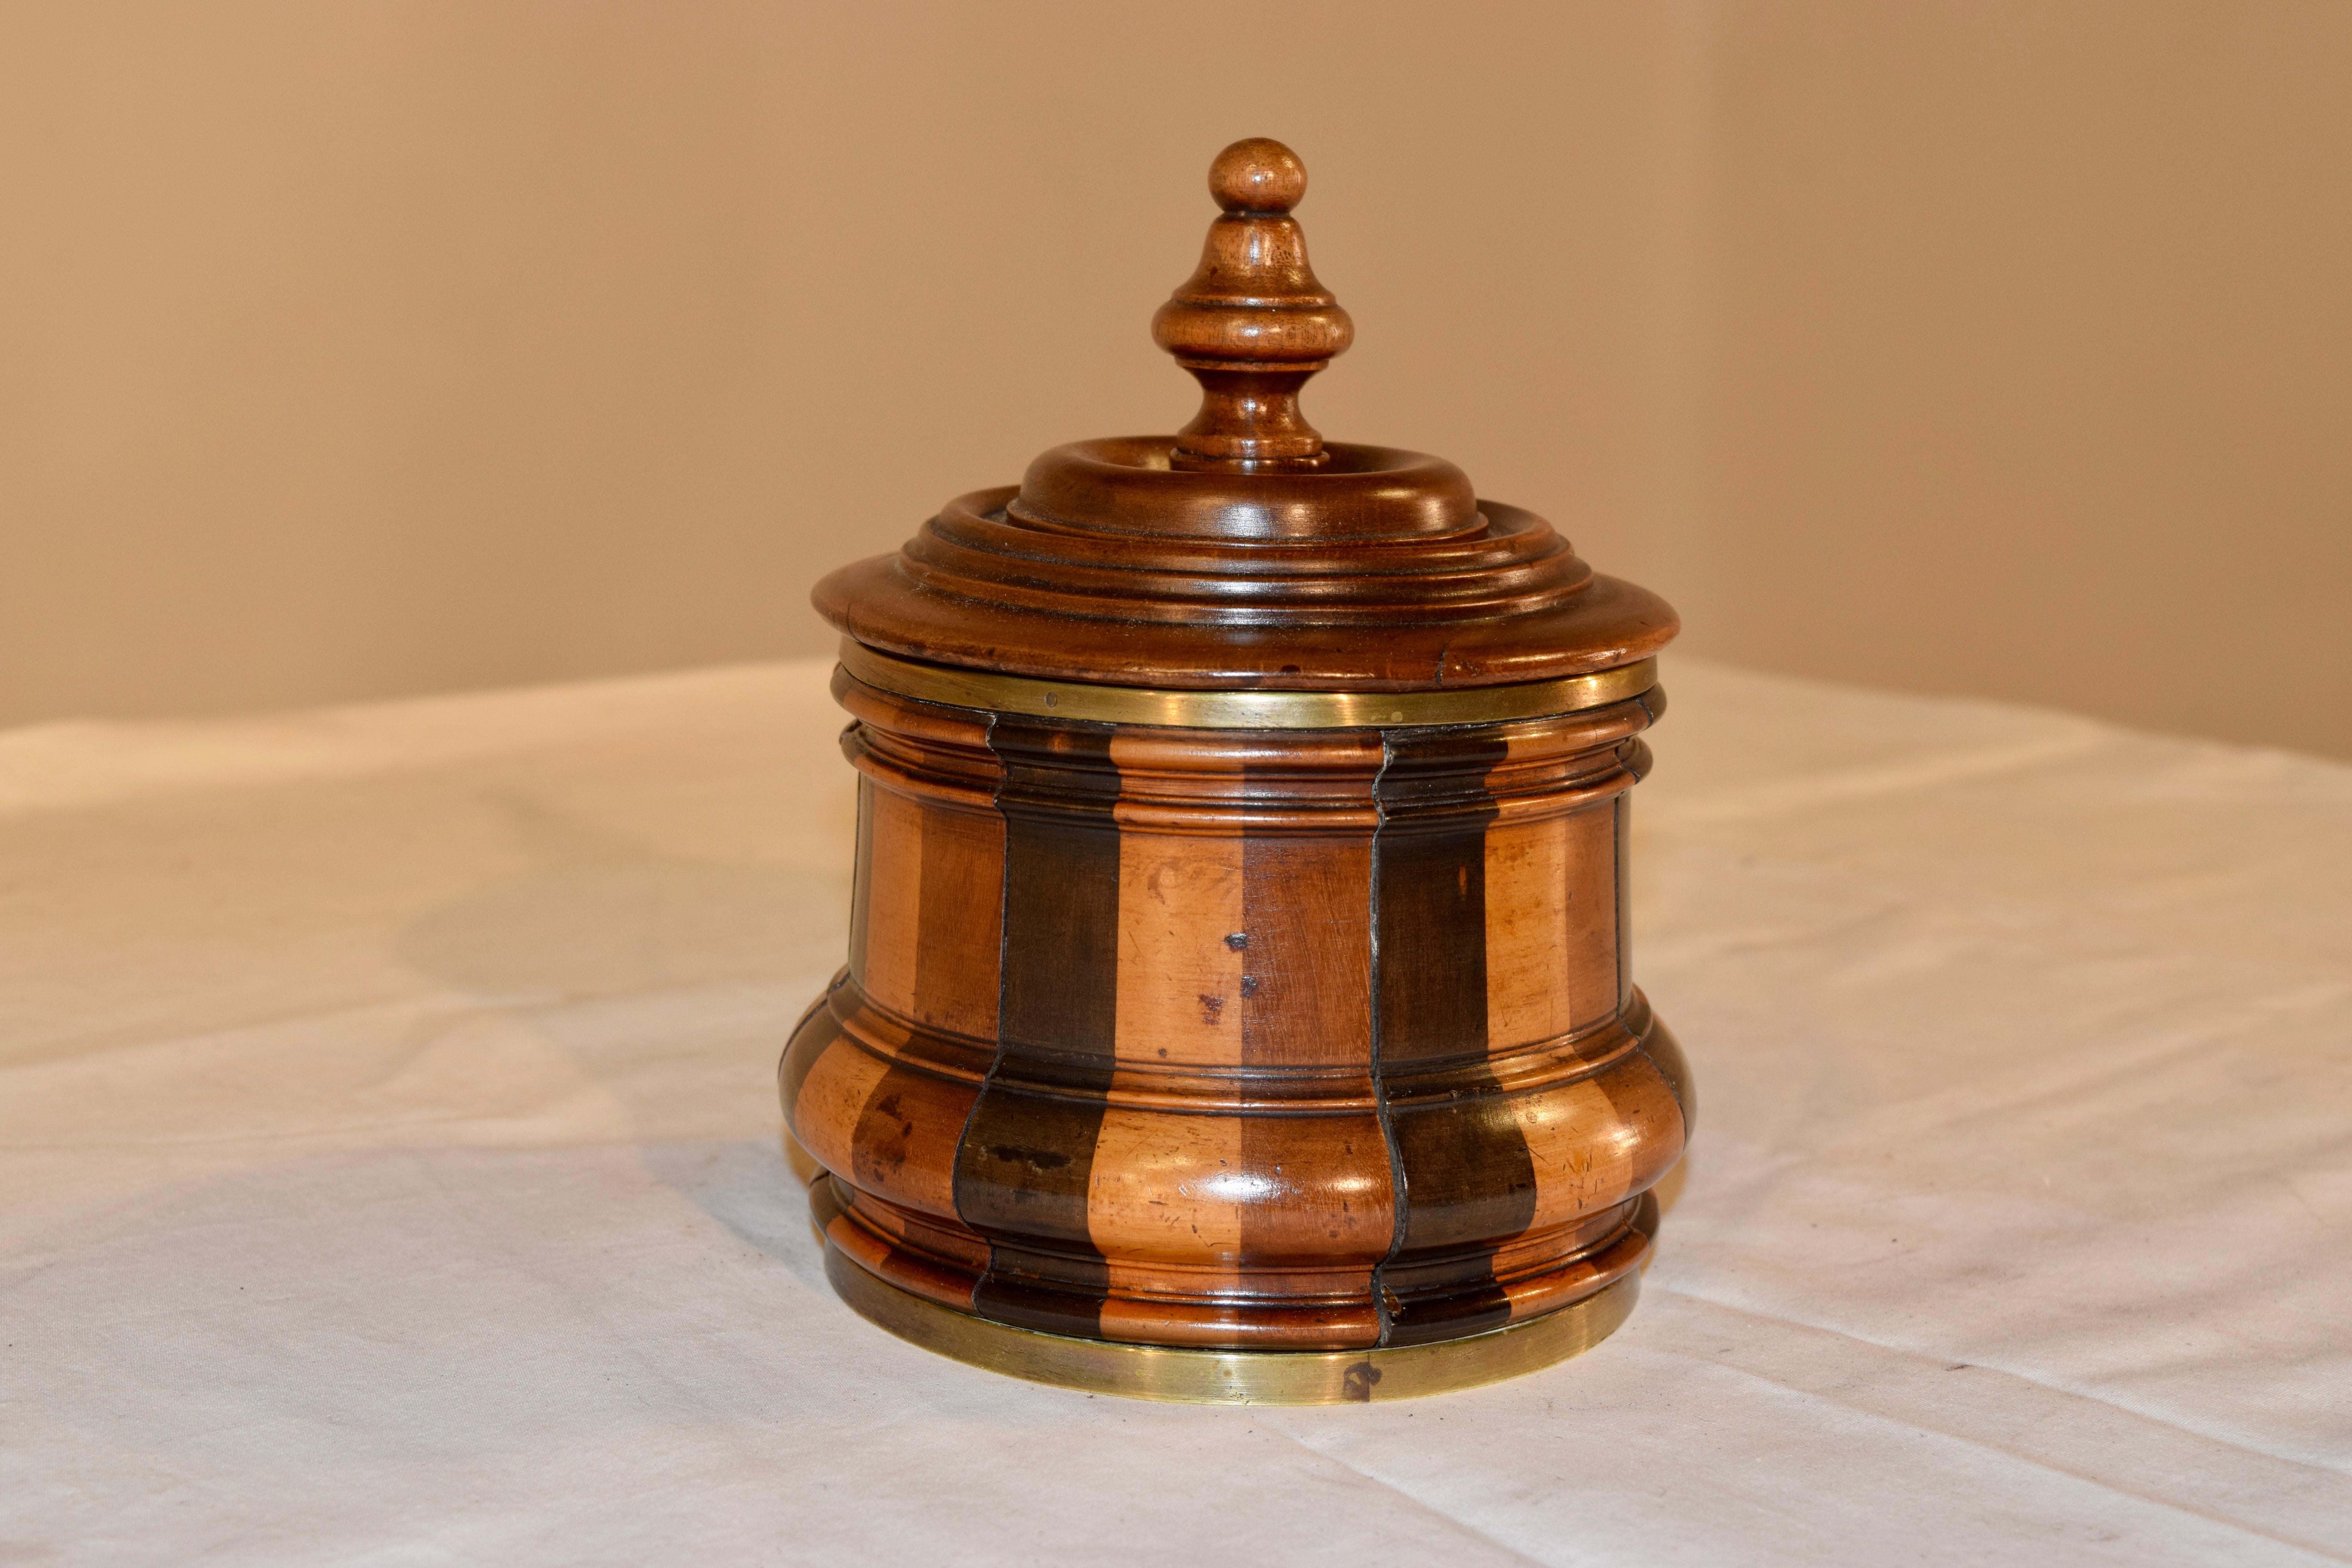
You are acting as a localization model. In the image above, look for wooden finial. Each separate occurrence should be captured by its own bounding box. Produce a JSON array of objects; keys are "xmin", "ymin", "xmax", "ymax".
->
[{"xmin": 1152, "ymin": 138, "xmax": 1355, "ymax": 470}]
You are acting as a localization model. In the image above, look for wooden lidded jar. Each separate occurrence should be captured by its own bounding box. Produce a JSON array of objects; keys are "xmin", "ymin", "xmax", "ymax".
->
[{"xmin": 782, "ymin": 139, "xmax": 1689, "ymax": 1403}]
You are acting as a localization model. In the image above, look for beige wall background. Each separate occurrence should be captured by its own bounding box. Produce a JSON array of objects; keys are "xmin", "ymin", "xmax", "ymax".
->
[{"xmin": 5, "ymin": 1, "xmax": 2348, "ymax": 757}]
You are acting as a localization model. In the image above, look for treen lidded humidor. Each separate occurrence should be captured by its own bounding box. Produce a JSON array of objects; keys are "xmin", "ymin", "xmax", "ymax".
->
[{"xmin": 781, "ymin": 139, "xmax": 1689, "ymax": 1403}]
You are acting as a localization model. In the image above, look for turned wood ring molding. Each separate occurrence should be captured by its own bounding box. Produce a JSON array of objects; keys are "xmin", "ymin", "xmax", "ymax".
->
[
  {"xmin": 838, "ymin": 639, "xmax": 1661, "ymax": 730},
  {"xmin": 818, "ymin": 1192, "xmax": 1658, "ymax": 1406}
]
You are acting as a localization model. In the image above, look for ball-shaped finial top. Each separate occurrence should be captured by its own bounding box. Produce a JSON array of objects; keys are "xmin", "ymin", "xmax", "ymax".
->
[
  {"xmin": 1208, "ymin": 137, "xmax": 1307, "ymax": 214},
  {"xmin": 1158, "ymin": 138, "xmax": 1349, "ymax": 467}
]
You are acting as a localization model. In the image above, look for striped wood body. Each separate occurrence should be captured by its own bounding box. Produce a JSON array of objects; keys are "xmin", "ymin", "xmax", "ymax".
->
[{"xmin": 782, "ymin": 665, "xmax": 1691, "ymax": 1351}]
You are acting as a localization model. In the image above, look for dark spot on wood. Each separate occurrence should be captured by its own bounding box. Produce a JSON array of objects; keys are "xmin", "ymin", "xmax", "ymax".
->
[
  {"xmin": 1224, "ymin": 932, "xmax": 1248, "ymax": 950},
  {"xmin": 986, "ymin": 1144, "xmax": 1073, "ymax": 1172},
  {"xmin": 1200, "ymin": 993, "xmax": 1225, "ymax": 1024}
]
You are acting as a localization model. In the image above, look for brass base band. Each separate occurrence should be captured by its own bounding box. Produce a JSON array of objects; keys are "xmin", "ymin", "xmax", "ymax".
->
[
  {"xmin": 822, "ymin": 1245, "xmax": 1644, "ymax": 1405},
  {"xmin": 839, "ymin": 639, "xmax": 1659, "ymax": 731}
]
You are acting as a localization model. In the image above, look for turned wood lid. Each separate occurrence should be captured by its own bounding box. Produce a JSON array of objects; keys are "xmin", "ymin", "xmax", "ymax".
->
[{"xmin": 814, "ymin": 138, "xmax": 1678, "ymax": 693}]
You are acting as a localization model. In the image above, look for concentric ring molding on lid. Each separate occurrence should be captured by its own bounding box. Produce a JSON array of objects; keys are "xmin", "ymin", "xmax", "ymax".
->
[{"xmin": 811, "ymin": 136, "xmax": 1678, "ymax": 693}]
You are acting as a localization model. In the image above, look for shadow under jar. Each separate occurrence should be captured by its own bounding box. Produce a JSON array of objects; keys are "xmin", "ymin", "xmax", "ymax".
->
[{"xmin": 780, "ymin": 138, "xmax": 1690, "ymax": 1404}]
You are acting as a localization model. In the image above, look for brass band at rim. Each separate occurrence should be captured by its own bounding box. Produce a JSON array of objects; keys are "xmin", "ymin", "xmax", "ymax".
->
[
  {"xmin": 838, "ymin": 640, "xmax": 1661, "ymax": 730},
  {"xmin": 823, "ymin": 1245, "xmax": 1644, "ymax": 1405}
]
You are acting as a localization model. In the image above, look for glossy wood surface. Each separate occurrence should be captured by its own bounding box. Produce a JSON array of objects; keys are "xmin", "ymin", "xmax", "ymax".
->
[
  {"xmin": 782, "ymin": 674, "xmax": 1690, "ymax": 1351},
  {"xmin": 1151, "ymin": 135, "xmax": 1352, "ymax": 469},
  {"xmin": 786, "ymin": 140, "xmax": 1687, "ymax": 1363},
  {"xmin": 809, "ymin": 139, "xmax": 1678, "ymax": 692}
]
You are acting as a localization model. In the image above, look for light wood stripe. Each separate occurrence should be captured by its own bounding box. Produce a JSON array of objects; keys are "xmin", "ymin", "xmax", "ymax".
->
[
  {"xmin": 855, "ymin": 786, "xmax": 926, "ymax": 1018},
  {"xmin": 1113, "ymin": 830, "xmax": 1247, "ymax": 1073},
  {"xmin": 1483, "ymin": 814, "xmax": 1575, "ymax": 1049}
]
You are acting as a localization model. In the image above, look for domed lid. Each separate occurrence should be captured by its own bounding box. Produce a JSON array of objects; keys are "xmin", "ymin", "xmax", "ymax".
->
[{"xmin": 814, "ymin": 138, "xmax": 1677, "ymax": 694}]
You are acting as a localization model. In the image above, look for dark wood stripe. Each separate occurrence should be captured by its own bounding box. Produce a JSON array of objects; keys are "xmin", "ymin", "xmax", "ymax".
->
[
  {"xmin": 962, "ymin": 1245, "xmax": 1113, "ymax": 1338},
  {"xmin": 1372, "ymin": 768, "xmax": 1497, "ymax": 1069},
  {"xmin": 1381, "ymin": 1098, "xmax": 1542, "ymax": 1344},
  {"xmin": 956, "ymin": 717, "xmax": 1122, "ymax": 1336},
  {"xmin": 994, "ymin": 719, "xmax": 1122, "ymax": 1053},
  {"xmin": 1372, "ymin": 730, "xmax": 1537, "ymax": 1345}
]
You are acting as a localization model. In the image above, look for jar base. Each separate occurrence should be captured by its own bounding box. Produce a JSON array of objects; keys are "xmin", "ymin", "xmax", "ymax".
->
[{"xmin": 819, "ymin": 1241, "xmax": 1647, "ymax": 1405}]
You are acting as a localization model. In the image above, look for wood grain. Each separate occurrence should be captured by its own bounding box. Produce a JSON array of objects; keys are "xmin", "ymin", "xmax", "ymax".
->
[{"xmin": 780, "ymin": 140, "xmax": 1687, "ymax": 1360}]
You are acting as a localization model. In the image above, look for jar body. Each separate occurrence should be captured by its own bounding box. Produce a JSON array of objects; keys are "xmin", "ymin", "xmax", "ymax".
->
[{"xmin": 781, "ymin": 661, "xmax": 1691, "ymax": 1353}]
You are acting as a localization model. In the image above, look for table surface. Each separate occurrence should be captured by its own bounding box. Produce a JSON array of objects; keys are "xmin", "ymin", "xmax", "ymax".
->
[{"xmin": 5, "ymin": 656, "xmax": 2348, "ymax": 1566}]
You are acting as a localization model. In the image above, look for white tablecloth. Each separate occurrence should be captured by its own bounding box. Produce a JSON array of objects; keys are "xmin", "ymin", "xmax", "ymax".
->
[{"xmin": 4, "ymin": 656, "xmax": 2348, "ymax": 1565}]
